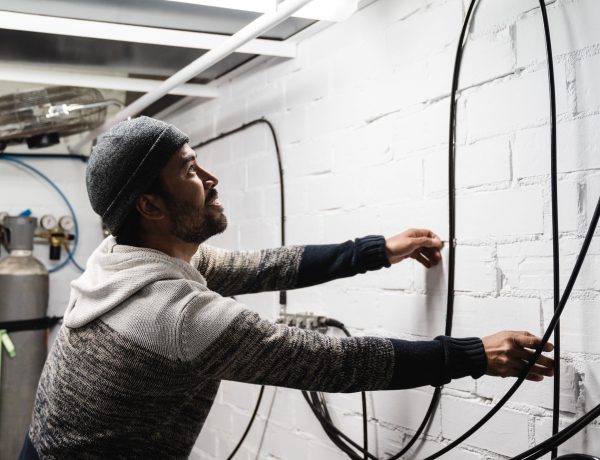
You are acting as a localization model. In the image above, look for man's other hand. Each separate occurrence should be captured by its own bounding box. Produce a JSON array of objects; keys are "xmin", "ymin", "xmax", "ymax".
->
[
  {"xmin": 483, "ymin": 331, "xmax": 554, "ymax": 382},
  {"xmin": 385, "ymin": 228, "xmax": 444, "ymax": 267}
]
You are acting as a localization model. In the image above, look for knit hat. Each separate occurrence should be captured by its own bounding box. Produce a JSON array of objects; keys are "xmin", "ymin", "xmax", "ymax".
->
[{"xmin": 86, "ymin": 116, "xmax": 189, "ymax": 234}]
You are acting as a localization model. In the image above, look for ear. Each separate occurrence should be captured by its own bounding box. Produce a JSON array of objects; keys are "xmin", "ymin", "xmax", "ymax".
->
[{"xmin": 135, "ymin": 193, "xmax": 167, "ymax": 221}]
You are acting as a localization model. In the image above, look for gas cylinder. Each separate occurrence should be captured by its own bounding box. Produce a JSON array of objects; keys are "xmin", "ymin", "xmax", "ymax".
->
[{"xmin": 0, "ymin": 216, "xmax": 48, "ymax": 458}]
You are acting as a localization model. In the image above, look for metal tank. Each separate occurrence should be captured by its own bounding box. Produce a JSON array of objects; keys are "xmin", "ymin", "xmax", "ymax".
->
[{"xmin": 0, "ymin": 216, "xmax": 48, "ymax": 459}]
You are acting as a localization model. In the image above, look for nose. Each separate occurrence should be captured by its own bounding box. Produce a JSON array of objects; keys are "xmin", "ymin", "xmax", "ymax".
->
[{"xmin": 199, "ymin": 166, "xmax": 219, "ymax": 189}]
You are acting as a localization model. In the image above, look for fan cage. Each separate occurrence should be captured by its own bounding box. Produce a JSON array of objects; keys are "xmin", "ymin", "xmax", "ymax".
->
[{"xmin": 0, "ymin": 86, "xmax": 108, "ymax": 142}]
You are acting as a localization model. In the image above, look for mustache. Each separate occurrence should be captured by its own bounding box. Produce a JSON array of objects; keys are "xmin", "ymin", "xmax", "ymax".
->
[{"xmin": 205, "ymin": 189, "xmax": 219, "ymax": 204}]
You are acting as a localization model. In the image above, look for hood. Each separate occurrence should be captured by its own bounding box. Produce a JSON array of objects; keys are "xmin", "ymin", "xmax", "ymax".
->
[{"xmin": 64, "ymin": 236, "xmax": 205, "ymax": 328}]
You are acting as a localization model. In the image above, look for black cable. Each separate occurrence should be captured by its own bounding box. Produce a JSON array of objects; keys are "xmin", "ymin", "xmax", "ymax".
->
[
  {"xmin": 421, "ymin": 0, "xmax": 567, "ymax": 456},
  {"xmin": 194, "ymin": 118, "xmax": 287, "ymax": 306},
  {"xmin": 226, "ymin": 386, "xmax": 266, "ymax": 460},
  {"xmin": 382, "ymin": 1, "xmax": 482, "ymax": 457},
  {"xmin": 539, "ymin": 0, "xmax": 562, "ymax": 453},
  {"xmin": 511, "ymin": 401, "xmax": 600, "ymax": 460},
  {"xmin": 317, "ymin": 320, "xmax": 371, "ymax": 460},
  {"xmin": 302, "ymin": 390, "xmax": 373, "ymax": 460},
  {"xmin": 362, "ymin": 391, "xmax": 368, "ymax": 460},
  {"xmin": 426, "ymin": 193, "xmax": 600, "ymax": 460},
  {"xmin": 0, "ymin": 152, "xmax": 89, "ymax": 162},
  {"xmin": 193, "ymin": 119, "xmax": 285, "ymax": 460},
  {"xmin": 193, "ymin": 118, "xmax": 286, "ymax": 250},
  {"xmin": 318, "ymin": 2, "xmax": 480, "ymax": 452},
  {"xmin": 198, "ymin": 122, "xmax": 375, "ymax": 460}
]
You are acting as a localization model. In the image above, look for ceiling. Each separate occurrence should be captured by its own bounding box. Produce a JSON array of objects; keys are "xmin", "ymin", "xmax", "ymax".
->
[{"xmin": 0, "ymin": 0, "xmax": 315, "ymax": 116}]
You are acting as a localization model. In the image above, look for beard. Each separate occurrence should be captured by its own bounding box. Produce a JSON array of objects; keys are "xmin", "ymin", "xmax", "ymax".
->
[{"xmin": 164, "ymin": 189, "xmax": 227, "ymax": 244}]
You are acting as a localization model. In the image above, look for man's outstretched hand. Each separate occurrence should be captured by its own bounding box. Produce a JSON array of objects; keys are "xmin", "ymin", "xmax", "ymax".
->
[
  {"xmin": 385, "ymin": 231, "xmax": 554, "ymax": 382},
  {"xmin": 385, "ymin": 228, "xmax": 444, "ymax": 267},
  {"xmin": 483, "ymin": 331, "xmax": 554, "ymax": 382}
]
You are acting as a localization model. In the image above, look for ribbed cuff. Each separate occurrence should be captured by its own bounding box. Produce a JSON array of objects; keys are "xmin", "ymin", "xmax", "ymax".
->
[
  {"xmin": 355, "ymin": 235, "xmax": 391, "ymax": 272},
  {"xmin": 387, "ymin": 339, "xmax": 446, "ymax": 390},
  {"xmin": 434, "ymin": 336, "xmax": 487, "ymax": 382}
]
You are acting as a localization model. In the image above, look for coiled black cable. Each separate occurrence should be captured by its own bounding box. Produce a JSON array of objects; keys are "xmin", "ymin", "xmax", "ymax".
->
[{"xmin": 302, "ymin": 320, "xmax": 373, "ymax": 460}]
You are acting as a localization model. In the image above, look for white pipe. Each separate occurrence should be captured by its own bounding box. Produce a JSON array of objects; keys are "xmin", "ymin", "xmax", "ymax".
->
[
  {"xmin": 164, "ymin": 0, "xmax": 359, "ymax": 22},
  {"xmin": 73, "ymin": 0, "xmax": 314, "ymax": 152}
]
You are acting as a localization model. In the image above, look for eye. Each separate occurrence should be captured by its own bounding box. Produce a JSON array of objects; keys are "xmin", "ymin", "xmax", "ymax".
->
[{"xmin": 187, "ymin": 164, "xmax": 196, "ymax": 175}]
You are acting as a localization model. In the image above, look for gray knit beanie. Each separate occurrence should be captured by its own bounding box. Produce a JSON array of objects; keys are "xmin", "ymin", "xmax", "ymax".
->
[{"xmin": 86, "ymin": 116, "xmax": 189, "ymax": 234}]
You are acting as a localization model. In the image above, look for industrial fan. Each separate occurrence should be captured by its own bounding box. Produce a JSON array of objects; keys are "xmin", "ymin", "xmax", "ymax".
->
[{"xmin": 0, "ymin": 86, "xmax": 120, "ymax": 151}]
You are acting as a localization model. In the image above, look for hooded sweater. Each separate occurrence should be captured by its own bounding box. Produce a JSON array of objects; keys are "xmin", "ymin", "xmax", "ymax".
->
[{"xmin": 29, "ymin": 235, "xmax": 486, "ymax": 459}]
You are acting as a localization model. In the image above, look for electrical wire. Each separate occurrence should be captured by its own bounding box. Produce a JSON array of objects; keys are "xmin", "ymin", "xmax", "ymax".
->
[
  {"xmin": 328, "ymin": 322, "xmax": 369, "ymax": 460},
  {"xmin": 0, "ymin": 155, "xmax": 85, "ymax": 273},
  {"xmin": 226, "ymin": 386, "xmax": 266, "ymax": 460},
  {"xmin": 376, "ymin": 1, "xmax": 485, "ymax": 457},
  {"xmin": 0, "ymin": 152, "xmax": 89, "ymax": 162},
  {"xmin": 426, "ymin": 193, "xmax": 600, "ymax": 460},
  {"xmin": 512, "ymin": 400, "xmax": 600, "ymax": 460},
  {"xmin": 418, "ymin": 0, "xmax": 572, "ymax": 456},
  {"xmin": 193, "ymin": 119, "xmax": 285, "ymax": 459},
  {"xmin": 195, "ymin": 107, "xmax": 451, "ymax": 459},
  {"xmin": 193, "ymin": 118, "xmax": 286, "ymax": 248},
  {"xmin": 539, "ymin": 0, "xmax": 563, "ymax": 451},
  {"xmin": 197, "ymin": 120, "xmax": 376, "ymax": 460}
]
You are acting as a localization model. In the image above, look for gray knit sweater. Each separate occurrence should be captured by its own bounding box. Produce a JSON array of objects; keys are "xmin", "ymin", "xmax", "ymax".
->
[{"xmin": 29, "ymin": 236, "xmax": 486, "ymax": 459}]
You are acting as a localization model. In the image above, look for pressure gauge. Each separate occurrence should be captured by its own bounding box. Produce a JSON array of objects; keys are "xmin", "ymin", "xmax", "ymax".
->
[
  {"xmin": 40, "ymin": 214, "xmax": 58, "ymax": 230},
  {"xmin": 59, "ymin": 215, "xmax": 75, "ymax": 232}
]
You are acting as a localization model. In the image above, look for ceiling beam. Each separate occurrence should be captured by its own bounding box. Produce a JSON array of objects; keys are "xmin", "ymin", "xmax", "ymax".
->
[
  {"xmin": 0, "ymin": 11, "xmax": 297, "ymax": 58},
  {"xmin": 0, "ymin": 65, "xmax": 218, "ymax": 98},
  {"xmin": 164, "ymin": 0, "xmax": 359, "ymax": 22}
]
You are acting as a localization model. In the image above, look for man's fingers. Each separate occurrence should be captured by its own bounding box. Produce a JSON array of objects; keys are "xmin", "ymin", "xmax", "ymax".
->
[
  {"xmin": 412, "ymin": 252, "xmax": 432, "ymax": 268},
  {"xmin": 412, "ymin": 236, "xmax": 444, "ymax": 250},
  {"xmin": 512, "ymin": 348, "xmax": 554, "ymax": 369},
  {"xmin": 525, "ymin": 373, "xmax": 545, "ymax": 382},
  {"xmin": 528, "ymin": 352, "xmax": 554, "ymax": 370},
  {"xmin": 528, "ymin": 363, "xmax": 554, "ymax": 377},
  {"xmin": 421, "ymin": 246, "xmax": 442, "ymax": 264},
  {"xmin": 507, "ymin": 358, "xmax": 553, "ymax": 381},
  {"xmin": 410, "ymin": 228, "xmax": 439, "ymax": 239},
  {"xmin": 513, "ymin": 332, "xmax": 554, "ymax": 352}
]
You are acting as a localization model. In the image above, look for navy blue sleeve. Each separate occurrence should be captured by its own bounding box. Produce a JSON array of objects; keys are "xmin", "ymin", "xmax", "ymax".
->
[
  {"xmin": 296, "ymin": 235, "xmax": 391, "ymax": 288},
  {"xmin": 386, "ymin": 336, "xmax": 487, "ymax": 390}
]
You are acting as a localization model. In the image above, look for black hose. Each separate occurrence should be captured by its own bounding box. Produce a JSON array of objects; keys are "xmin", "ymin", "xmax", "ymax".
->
[
  {"xmin": 539, "ymin": 0, "xmax": 562, "ymax": 452},
  {"xmin": 193, "ymin": 119, "xmax": 285, "ymax": 459},
  {"xmin": 226, "ymin": 386, "xmax": 266, "ymax": 460},
  {"xmin": 193, "ymin": 118, "xmax": 286, "ymax": 250},
  {"xmin": 511, "ymin": 401, "xmax": 600, "ymax": 460},
  {"xmin": 422, "ymin": 0, "xmax": 567, "ymax": 456},
  {"xmin": 426, "ymin": 193, "xmax": 600, "ymax": 459},
  {"xmin": 0, "ymin": 152, "xmax": 89, "ymax": 162},
  {"xmin": 383, "ymin": 1, "xmax": 481, "ymax": 457}
]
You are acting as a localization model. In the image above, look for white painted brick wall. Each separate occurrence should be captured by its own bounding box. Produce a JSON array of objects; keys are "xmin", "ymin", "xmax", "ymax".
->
[{"xmin": 160, "ymin": 0, "xmax": 600, "ymax": 458}]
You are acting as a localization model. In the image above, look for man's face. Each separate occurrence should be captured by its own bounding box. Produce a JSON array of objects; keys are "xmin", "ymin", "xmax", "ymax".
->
[{"xmin": 158, "ymin": 143, "xmax": 227, "ymax": 244}]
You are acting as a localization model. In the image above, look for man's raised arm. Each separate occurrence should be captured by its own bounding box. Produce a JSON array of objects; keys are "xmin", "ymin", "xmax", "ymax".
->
[{"xmin": 192, "ymin": 228, "xmax": 443, "ymax": 297}]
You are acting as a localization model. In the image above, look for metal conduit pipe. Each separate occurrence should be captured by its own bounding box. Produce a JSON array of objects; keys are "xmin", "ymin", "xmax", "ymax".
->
[{"xmin": 72, "ymin": 0, "xmax": 315, "ymax": 152}]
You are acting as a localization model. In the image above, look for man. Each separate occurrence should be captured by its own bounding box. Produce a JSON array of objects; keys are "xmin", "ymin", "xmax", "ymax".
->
[{"xmin": 21, "ymin": 117, "xmax": 554, "ymax": 459}]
